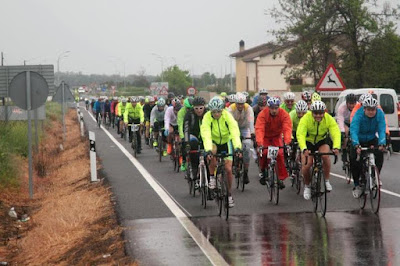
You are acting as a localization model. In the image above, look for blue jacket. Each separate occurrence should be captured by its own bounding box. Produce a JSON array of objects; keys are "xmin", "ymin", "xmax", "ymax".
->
[
  {"xmin": 93, "ymin": 101, "xmax": 101, "ymax": 112},
  {"xmin": 350, "ymin": 107, "xmax": 386, "ymax": 146}
]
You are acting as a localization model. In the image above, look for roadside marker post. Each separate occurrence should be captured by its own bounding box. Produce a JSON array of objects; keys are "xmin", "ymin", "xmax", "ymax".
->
[
  {"xmin": 80, "ymin": 113, "xmax": 85, "ymax": 137},
  {"xmin": 89, "ymin": 131, "xmax": 98, "ymax": 182}
]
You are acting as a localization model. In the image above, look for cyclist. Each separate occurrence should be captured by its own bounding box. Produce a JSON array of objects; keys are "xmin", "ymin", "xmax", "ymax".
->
[
  {"xmin": 150, "ymin": 98, "xmax": 167, "ymax": 155},
  {"xmin": 297, "ymin": 101, "xmax": 340, "ymax": 200},
  {"xmin": 336, "ymin": 93, "xmax": 357, "ymax": 168},
  {"xmin": 116, "ymin": 98, "xmax": 128, "ymax": 135},
  {"xmin": 253, "ymin": 95, "xmax": 267, "ymax": 124},
  {"xmin": 164, "ymin": 98, "xmax": 182, "ymax": 155},
  {"xmin": 124, "ymin": 97, "xmax": 144, "ymax": 153},
  {"xmin": 228, "ymin": 92, "xmax": 255, "ymax": 184},
  {"xmin": 252, "ymin": 88, "xmax": 269, "ymax": 107},
  {"xmin": 143, "ymin": 96, "xmax": 155, "ymax": 145},
  {"xmin": 350, "ymin": 97, "xmax": 386, "ymax": 198},
  {"xmin": 182, "ymin": 97, "xmax": 207, "ymax": 176},
  {"xmin": 280, "ymin": 92, "xmax": 296, "ymax": 113},
  {"xmin": 255, "ymin": 97, "xmax": 292, "ymax": 189},
  {"xmin": 103, "ymin": 99, "xmax": 111, "ymax": 125},
  {"xmin": 138, "ymin": 96, "xmax": 145, "ymax": 107},
  {"xmin": 289, "ymin": 100, "xmax": 309, "ymax": 136},
  {"xmin": 242, "ymin": 91, "xmax": 252, "ymax": 105},
  {"xmin": 201, "ymin": 96, "xmax": 242, "ymax": 208},
  {"xmin": 110, "ymin": 97, "xmax": 118, "ymax": 129},
  {"xmin": 167, "ymin": 92, "xmax": 175, "ymax": 106},
  {"xmin": 85, "ymin": 98, "xmax": 89, "ymax": 110},
  {"xmin": 93, "ymin": 98, "xmax": 102, "ymax": 124},
  {"xmin": 90, "ymin": 98, "xmax": 95, "ymax": 112},
  {"xmin": 178, "ymin": 97, "xmax": 194, "ymax": 171},
  {"xmin": 302, "ymin": 91, "xmax": 312, "ymax": 108}
]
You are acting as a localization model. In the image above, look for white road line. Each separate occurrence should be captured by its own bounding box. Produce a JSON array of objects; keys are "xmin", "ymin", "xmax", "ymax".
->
[
  {"xmin": 393, "ymin": 152, "xmax": 400, "ymax": 155},
  {"xmin": 87, "ymin": 112, "xmax": 227, "ymax": 266},
  {"xmin": 330, "ymin": 172, "xmax": 400, "ymax": 198}
]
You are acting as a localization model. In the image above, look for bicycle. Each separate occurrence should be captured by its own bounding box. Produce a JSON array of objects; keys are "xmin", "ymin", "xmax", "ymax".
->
[
  {"xmin": 356, "ymin": 147, "xmax": 382, "ymax": 213},
  {"xmin": 306, "ymin": 151, "xmax": 337, "ymax": 217},
  {"xmin": 130, "ymin": 122, "xmax": 141, "ymax": 158},
  {"xmin": 342, "ymin": 134, "xmax": 352, "ymax": 184},
  {"xmin": 234, "ymin": 136, "xmax": 252, "ymax": 192},
  {"xmin": 259, "ymin": 146, "xmax": 285, "ymax": 205},
  {"xmin": 97, "ymin": 112, "xmax": 102, "ymax": 128},
  {"xmin": 198, "ymin": 150, "xmax": 209, "ymax": 209},
  {"xmin": 186, "ymin": 149, "xmax": 199, "ymax": 197},
  {"xmin": 171, "ymin": 129, "xmax": 181, "ymax": 173},
  {"xmin": 287, "ymin": 141, "xmax": 302, "ymax": 194},
  {"xmin": 157, "ymin": 128, "xmax": 166, "ymax": 162},
  {"xmin": 104, "ymin": 112, "xmax": 111, "ymax": 130},
  {"xmin": 212, "ymin": 152, "xmax": 233, "ymax": 221}
]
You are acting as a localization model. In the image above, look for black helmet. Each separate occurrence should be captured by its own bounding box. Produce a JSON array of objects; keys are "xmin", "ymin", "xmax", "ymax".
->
[
  {"xmin": 168, "ymin": 92, "xmax": 175, "ymax": 99},
  {"xmin": 345, "ymin": 93, "xmax": 357, "ymax": 104},
  {"xmin": 192, "ymin": 96, "xmax": 205, "ymax": 106}
]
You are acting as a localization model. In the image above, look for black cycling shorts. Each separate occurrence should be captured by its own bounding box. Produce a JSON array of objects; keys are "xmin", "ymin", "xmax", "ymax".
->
[{"xmin": 306, "ymin": 138, "xmax": 331, "ymax": 153}]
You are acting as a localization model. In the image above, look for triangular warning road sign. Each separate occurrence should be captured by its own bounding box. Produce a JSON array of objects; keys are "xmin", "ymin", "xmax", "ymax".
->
[{"xmin": 316, "ymin": 64, "xmax": 346, "ymax": 91}]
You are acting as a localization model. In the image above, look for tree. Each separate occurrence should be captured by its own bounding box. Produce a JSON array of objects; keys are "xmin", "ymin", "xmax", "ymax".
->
[
  {"xmin": 132, "ymin": 68, "xmax": 150, "ymax": 88},
  {"xmin": 161, "ymin": 65, "xmax": 192, "ymax": 95}
]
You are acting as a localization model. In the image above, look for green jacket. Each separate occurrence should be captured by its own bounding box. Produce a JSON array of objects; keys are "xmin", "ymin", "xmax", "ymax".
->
[
  {"xmin": 289, "ymin": 110, "xmax": 310, "ymax": 132},
  {"xmin": 124, "ymin": 102, "xmax": 144, "ymax": 124},
  {"xmin": 296, "ymin": 112, "xmax": 341, "ymax": 151},
  {"xmin": 177, "ymin": 107, "xmax": 188, "ymax": 139},
  {"xmin": 117, "ymin": 102, "xmax": 127, "ymax": 116},
  {"xmin": 200, "ymin": 110, "xmax": 242, "ymax": 152},
  {"xmin": 280, "ymin": 103, "xmax": 296, "ymax": 113}
]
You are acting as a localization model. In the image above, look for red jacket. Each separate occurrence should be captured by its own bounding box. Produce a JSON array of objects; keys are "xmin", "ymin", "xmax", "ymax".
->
[{"xmin": 255, "ymin": 107, "xmax": 292, "ymax": 146}]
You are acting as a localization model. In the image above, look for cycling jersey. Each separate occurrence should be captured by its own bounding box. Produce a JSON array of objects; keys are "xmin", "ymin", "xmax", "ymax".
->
[
  {"xmin": 350, "ymin": 107, "xmax": 386, "ymax": 146},
  {"xmin": 123, "ymin": 103, "xmax": 144, "ymax": 124},
  {"xmin": 296, "ymin": 112, "xmax": 341, "ymax": 151},
  {"xmin": 177, "ymin": 107, "xmax": 188, "ymax": 139},
  {"xmin": 143, "ymin": 103, "xmax": 153, "ymax": 121},
  {"xmin": 164, "ymin": 106, "xmax": 178, "ymax": 128},
  {"xmin": 289, "ymin": 110, "xmax": 310, "ymax": 132},
  {"xmin": 280, "ymin": 102, "xmax": 295, "ymax": 113},
  {"xmin": 150, "ymin": 106, "xmax": 165, "ymax": 127},
  {"xmin": 110, "ymin": 100, "xmax": 117, "ymax": 114},
  {"xmin": 350, "ymin": 102, "xmax": 389, "ymax": 135},
  {"xmin": 117, "ymin": 102, "xmax": 127, "ymax": 116},
  {"xmin": 93, "ymin": 101, "xmax": 101, "ymax": 113},
  {"xmin": 228, "ymin": 103, "xmax": 254, "ymax": 138},
  {"xmin": 103, "ymin": 102, "xmax": 111, "ymax": 113},
  {"xmin": 336, "ymin": 101, "xmax": 352, "ymax": 132},
  {"xmin": 200, "ymin": 109, "xmax": 242, "ymax": 152},
  {"xmin": 183, "ymin": 109, "xmax": 205, "ymax": 143}
]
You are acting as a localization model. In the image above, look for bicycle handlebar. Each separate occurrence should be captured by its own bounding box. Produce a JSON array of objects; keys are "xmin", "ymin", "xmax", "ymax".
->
[{"xmin": 356, "ymin": 146, "xmax": 382, "ymax": 162}]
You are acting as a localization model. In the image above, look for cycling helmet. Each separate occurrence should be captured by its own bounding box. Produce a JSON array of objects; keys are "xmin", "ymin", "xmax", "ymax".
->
[
  {"xmin": 259, "ymin": 88, "xmax": 268, "ymax": 94},
  {"xmin": 235, "ymin": 92, "xmax": 247, "ymax": 104},
  {"xmin": 177, "ymin": 95, "xmax": 184, "ymax": 100},
  {"xmin": 171, "ymin": 98, "xmax": 180, "ymax": 107},
  {"xmin": 302, "ymin": 91, "xmax": 312, "ymax": 101},
  {"xmin": 174, "ymin": 102, "xmax": 182, "ymax": 111},
  {"xmin": 295, "ymin": 100, "xmax": 308, "ymax": 112},
  {"xmin": 363, "ymin": 97, "xmax": 378, "ymax": 108},
  {"xmin": 242, "ymin": 91, "xmax": 249, "ymax": 98},
  {"xmin": 184, "ymin": 97, "xmax": 194, "ymax": 109},
  {"xmin": 310, "ymin": 100, "xmax": 326, "ymax": 111},
  {"xmin": 220, "ymin": 92, "xmax": 227, "ymax": 97},
  {"xmin": 192, "ymin": 96, "xmax": 206, "ymax": 106},
  {"xmin": 121, "ymin": 98, "xmax": 127, "ymax": 103},
  {"xmin": 138, "ymin": 96, "xmax": 145, "ymax": 101},
  {"xmin": 359, "ymin": 93, "xmax": 372, "ymax": 103},
  {"xmin": 257, "ymin": 96, "xmax": 267, "ymax": 107},
  {"xmin": 228, "ymin": 94, "xmax": 237, "ymax": 103},
  {"xmin": 168, "ymin": 92, "xmax": 175, "ymax": 99},
  {"xmin": 131, "ymin": 96, "xmax": 138, "ymax": 102},
  {"xmin": 267, "ymin": 97, "xmax": 281, "ymax": 107},
  {"xmin": 157, "ymin": 98, "xmax": 166, "ymax": 106},
  {"xmin": 208, "ymin": 96, "xmax": 225, "ymax": 111},
  {"xmin": 148, "ymin": 96, "xmax": 155, "ymax": 102},
  {"xmin": 283, "ymin": 92, "xmax": 295, "ymax": 101},
  {"xmin": 145, "ymin": 97, "xmax": 150, "ymax": 103},
  {"xmin": 311, "ymin": 92, "xmax": 321, "ymax": 102},
  {"xmin": 345, "ymin": 93, "xmax": 357, "ymax": 104}
]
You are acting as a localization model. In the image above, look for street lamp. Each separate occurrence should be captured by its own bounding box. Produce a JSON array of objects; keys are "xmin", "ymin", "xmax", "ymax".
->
[
  {"xmin": 57, "ymin": 50, "xmax": 70, "ymax": 85},
  {"xmin": 151, "ymin": 53, "xmax": 164, "ymax": 82}
]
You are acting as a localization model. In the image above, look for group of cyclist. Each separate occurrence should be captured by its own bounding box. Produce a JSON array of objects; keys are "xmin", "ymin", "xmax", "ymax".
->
[{"xmin": 89, "ymin": 86, "xmax": 387, "ymax": 208}]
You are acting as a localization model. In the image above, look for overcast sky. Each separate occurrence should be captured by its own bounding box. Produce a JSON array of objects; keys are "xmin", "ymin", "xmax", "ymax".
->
[{"xmin": 1, "ymin": 0, "xmax": 399, "ymax": 77}]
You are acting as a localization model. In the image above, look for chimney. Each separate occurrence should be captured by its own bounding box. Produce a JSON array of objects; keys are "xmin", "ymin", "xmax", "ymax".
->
[{"xmin": 239, "ymin": 40, "xmax": 245, "ymax": 52}]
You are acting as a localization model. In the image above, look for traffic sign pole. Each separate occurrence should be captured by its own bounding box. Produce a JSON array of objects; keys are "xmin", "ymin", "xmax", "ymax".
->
[
  {"xmin": 62, "ymin": 81, "xmax": 66, "ymax": 142},
  {"xmin": 26, "ymin": 71, "xmax": 33, "ymax": 199}
]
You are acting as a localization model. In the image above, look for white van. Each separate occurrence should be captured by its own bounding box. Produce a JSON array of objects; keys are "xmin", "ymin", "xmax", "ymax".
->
[{"xmin": 334, "ymin": 88, "xmax": 400, "ymax": 152}]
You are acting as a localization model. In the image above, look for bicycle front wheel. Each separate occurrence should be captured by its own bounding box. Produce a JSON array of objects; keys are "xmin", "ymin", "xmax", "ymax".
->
[
  {"xmin": 222, "ymin": 174, "xmax": 229, "ymax": 220},
  {"xmin": 158, "ymin": 136, "xmax": 163, "ymax": 162},
  {"xmin": 370, "ymin": 166, "xmax": 381, "ymax": 214},
  {"xmin": 272, "ymin": 166, "xmax": 279, "ymax": 205},
  {"xmin": 346, "ymin": 163, "xmax": 352, "ymax": 184},
  {"xmin": 318, "ymin": 172, "xmax": 327, "ymax": 217},
  {"xmin": 200, "ymin": 165, "xmax": 208, "ymax": 208}
]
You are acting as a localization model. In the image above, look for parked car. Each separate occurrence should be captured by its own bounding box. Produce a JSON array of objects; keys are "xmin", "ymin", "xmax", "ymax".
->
[{"xmin": 335, "ymin": 88, "xmax": 400, "ymax": 152}]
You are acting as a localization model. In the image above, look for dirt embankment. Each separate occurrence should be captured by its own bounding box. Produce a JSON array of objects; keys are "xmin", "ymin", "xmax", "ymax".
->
[{"xmin": 0, "ymin": 109, "xmax": 136, "ymax": 265}]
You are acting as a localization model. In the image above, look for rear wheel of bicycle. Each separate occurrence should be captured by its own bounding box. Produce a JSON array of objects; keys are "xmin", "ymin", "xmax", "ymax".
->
[
  {"xmin": 318, "ymin": 172, "xmax": 327, "ymax": 217},
  {"xmin": 370, "ymin": 166, "xmax": 381, "ymax": 214}
]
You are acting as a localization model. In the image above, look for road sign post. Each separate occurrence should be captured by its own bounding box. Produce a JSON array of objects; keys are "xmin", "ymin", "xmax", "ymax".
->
[{"xmin": 89, "ymin": 131, "xmax": 98, "ymax": 182}]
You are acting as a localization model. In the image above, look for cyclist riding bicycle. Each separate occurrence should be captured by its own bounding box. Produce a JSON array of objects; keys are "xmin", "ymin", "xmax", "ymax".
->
[
  {"xmin": 336, "ymin": 93, "xmax": 357, "ymax": 167},
  {"xmin": 116, "ymin": 98, "xmax": 128, "ymax": 135},
  {"xmin": 228, "ymin": 92, "xmax": 255, "ymax": 184},
  {"xmin": 167, "ymin": 92, "xmax": 175, "ymax": 106},
  {"xmin": 143, "ymin": 96, "xmax": 155, "ymax": 145},
  {"xmin": 178, "ymin": 97, "xmax": 194, "ymax": 171},
  {"xmin": 164, "ymin": 98, "xmax": 182, "ymax": 155},
  {"xmin": 297, "ymin": 101, "xmax": 340, "ymax": 200},
  {"xmin": 255, "ymin": 97, "xmax": 292, "ymax": 189},
  {"xmin": 150, "ymin": 98, "xmax": 167, "ymax": 155},
  {"xmin": 302, "ymin": 91, "xmax": 312, "ymax": 108},
  {"xmin": 93, "ymin": 98, "xmax": 102, "ymax": 123},
  {"xmin": 252, "ymin": 88, "xmax": 269, "ymax": 107},
  {"xmin": 253, "ymin": 95, "xmax": 267, "ymax": 123},
  {"xmin": 110, "ymin": 97, "xmax": 118, "ymax": 129},
  {"xmin": 201, "ymin": 96, "xmax": 242, "ymax": 208},
  {"xmin": 124, "ymin": 97, "xmax": 144, "ymax": 153},
  {"xmin": 289, "ymin": 100, "xmax": 309, "ymax": 137},
  {"xmin": 182, "ymin": 97, "xmax": 207, "ymax": 175},
  {"xmin": 280, "ymin": 92, "xmax": 296, "ymax": 113},
  {"xmin": 103, "ymin": 99, "xmax": 111, "ymax": 125},
  {"xmin": 350, "ymin": 97, "xmax": 386, "ymax": 198}
]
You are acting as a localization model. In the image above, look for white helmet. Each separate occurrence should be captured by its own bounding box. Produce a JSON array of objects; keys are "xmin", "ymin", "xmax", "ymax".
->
[
  {"xmin": 267, "ymin": 97, "xmax": 281, "ymax": 107},
  {"xmin": 121, "ymin": 97, "xmax": 127, "ymax": 103},
  {"xmin": 259, "ymin": 88, "xmax": 268, "ymax": 94},
  {"xmin": 148, "ymin": 96, "xmax": 155, "ymax": 102},
  {"xmin": 208, "ymin": 96, "xmax": 225, "ymax": 111},
  {"xmin": 228, "ymin": 94, "xmax": 236, "ymax": 103},
  {"xmin": 359, "ymin": 93, "xmax": 372, "ymax": 103},
  {"xmin": 235, "ymin": 92, "xmax": 246, "ymax": 104},
  {"xmin": 283, "ymin": 92, "xmax": 295, "ymax": 101},
  {"xmin": 310, "ymin": 100, "xmax": 326, "ymax": 111},
  {"xmin": 295, "ymin": 100, "xmax": 308, "ymax": 112},
  {"xmin": 363, "ymin": 97, "xmax": 378, "ymax": 108}
]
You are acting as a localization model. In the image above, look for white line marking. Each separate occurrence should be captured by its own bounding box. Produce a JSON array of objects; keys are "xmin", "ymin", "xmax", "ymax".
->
[
  {"xmin": 87, "ymin": 112, "xmax": 227, "ymax": 266},
  {"xmin": 330, "ymin": 172, "xmax": 400, "ymax": 198},
  {"xmin": 393, "ymin": 152, "xmax": 400, "ymax": 155}
]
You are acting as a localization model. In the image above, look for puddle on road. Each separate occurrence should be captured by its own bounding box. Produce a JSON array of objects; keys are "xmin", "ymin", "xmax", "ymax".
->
[{"xmin": 191, "ymin": 208, "xmax": 400, "ymax": 265}]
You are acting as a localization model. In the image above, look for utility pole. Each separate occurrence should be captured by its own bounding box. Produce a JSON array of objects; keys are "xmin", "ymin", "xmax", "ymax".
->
[{"xmin": 1, "ymin": 52, "xmax": 4, "ymax": 66}]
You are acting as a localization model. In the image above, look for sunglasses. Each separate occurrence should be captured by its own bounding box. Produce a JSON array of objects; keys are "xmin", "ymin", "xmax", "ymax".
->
[
  {"xmin": 312, "ymin": 111, "xmax": 325, "ymax": 115},
  {"xmin": 194, "ymin": 106, "xmax": 204, "ymax": 111},
  {"xmin": 212, "ymin": 110, "xmax": 222, "ymax": 114}
]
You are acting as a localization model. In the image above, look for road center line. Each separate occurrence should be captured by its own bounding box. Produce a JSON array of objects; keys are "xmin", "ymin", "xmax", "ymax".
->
[
  {"xmin": 86, "ymin": 111, "xmax": 228, "ymax": 266},
  {"xmin": 330, "ymin": 172, "xmax": 400, "ymax": 198}
]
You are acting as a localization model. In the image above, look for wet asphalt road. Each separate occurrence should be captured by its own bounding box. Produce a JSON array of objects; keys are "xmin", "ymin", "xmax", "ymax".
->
[{"xmin": 80, "ymin": 105, "xmax": 400, "ymax": 265}]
